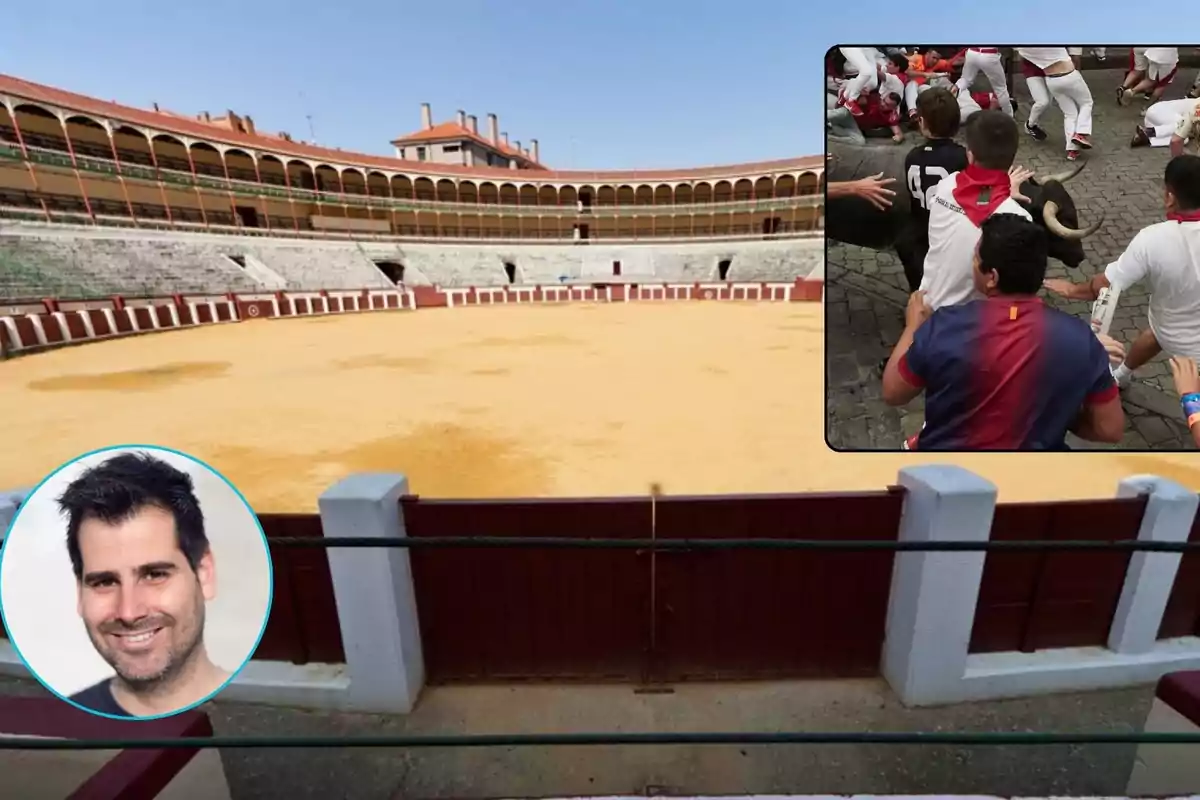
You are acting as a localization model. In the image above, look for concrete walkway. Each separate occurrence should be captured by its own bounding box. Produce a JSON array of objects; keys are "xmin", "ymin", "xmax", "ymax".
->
[{"xmin": 0, "ymin": 674, "xmax": 1153, "ymax": 799}]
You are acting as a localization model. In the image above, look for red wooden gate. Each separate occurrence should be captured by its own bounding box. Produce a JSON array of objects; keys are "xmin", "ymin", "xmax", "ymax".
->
[
  {"xmin": 404, "ymin": 489, "xmax": 905, "ymax": 685},
  {"xmin": 650, "ymin": 491, "xmax": 904, "ymax": 681},
  {"xmin": 970, "ymin": 496, "xmax": 1146, "ymax": 653}
]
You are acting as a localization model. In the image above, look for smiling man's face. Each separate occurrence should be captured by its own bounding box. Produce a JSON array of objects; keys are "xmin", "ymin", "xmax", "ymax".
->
[{"xmin": 76, "ymin": 505, "xmax": 215, "ymax": 689}]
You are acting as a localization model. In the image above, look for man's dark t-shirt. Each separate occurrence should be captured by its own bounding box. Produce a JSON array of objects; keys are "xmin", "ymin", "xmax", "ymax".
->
[
  {"xmin": 71, "ymin": 678, "xmax": 133, "ymax": 718},
  {"xmin": 898, "ymin": 296, "xmax": 1118, "ymax": 450},
  {"xmin": 904, "ymin": 138, "xmax": 970, "ymax": 234}
]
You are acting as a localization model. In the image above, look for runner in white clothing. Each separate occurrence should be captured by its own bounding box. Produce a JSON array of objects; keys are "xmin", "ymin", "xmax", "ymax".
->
[
  {"xmin": 1017, "ymin": 47, "xmax": 1095, "ymax": 160},
  {"xmin": 838, "ymin": 47, "xmax": 881, "ymax": 115},
  {"xmin": 1120, "ymin": 47, "xmax": 1179, "ymax": 106},
  {"xmin": 1044, "ymin": 155, "xmax": 1200, "ymax": 387},
  {"xmin": 919, "ymin": 109, "xmax": 1035, "ymax": 310},
  {"xmin": 953, "ymin": 47, "xmax": 1014, "ymax": 118},
  {"xmin": 1131, "ymin": 97, "xmax": 1200, "ymax": 153}
]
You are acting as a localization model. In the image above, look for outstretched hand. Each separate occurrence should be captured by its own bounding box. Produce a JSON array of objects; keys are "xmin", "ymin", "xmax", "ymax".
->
[
  {"xmin": 849, "ymin": 173, "xmax": 897, "ymax": 210},
  {"xmin": 1008, "ymin": 166, "xmax": 1035, "ymax": 203}
]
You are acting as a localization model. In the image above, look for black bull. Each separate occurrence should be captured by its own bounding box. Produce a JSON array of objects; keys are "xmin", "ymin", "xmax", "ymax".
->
[{"xmin": 825, "ymin": 142, "xmax": 1104, "ymax": 290}]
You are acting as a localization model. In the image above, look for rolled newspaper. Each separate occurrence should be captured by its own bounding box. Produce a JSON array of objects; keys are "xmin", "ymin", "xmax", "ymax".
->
[{"xmin": 1089, "ymin": 286, "xmax": 1119, "ymax": 337}]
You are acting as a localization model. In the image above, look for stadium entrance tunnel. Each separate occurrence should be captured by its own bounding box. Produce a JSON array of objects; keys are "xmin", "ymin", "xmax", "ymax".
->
[{"xmin": 373, "ymin": 260, "xmax": 405, "ymax": 283}]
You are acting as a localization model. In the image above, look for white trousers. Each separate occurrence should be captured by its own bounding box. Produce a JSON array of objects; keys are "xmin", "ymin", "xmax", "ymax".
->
[
  {"xmin": 1045, "ymin": 70, "xmax": 1094, "ymax": 151},
  {"xmin": 1145, "ymin": 98, "xmax": 1196, "ymax": 146},
  {"xmin": 955, "ymin": 49, "xmax": 1012, "ymax": 117},
  {"xmin": 840, "ymin": 47, "xmax": 879, "ymax": 102},
  {"xmin": 1132, "ymin": 47, "xmax": 1148, "ymax": 73},
  {"xmin": 957, "ymin": 91, "xmax": 983, "ymax": 123},
  {"xmin": 1026, "ymin": 75, "xmax": 1051, "ymax": 127},
  {"xmin": 904, "ymin": 75, "xmax": 953, "ymax": 110}
]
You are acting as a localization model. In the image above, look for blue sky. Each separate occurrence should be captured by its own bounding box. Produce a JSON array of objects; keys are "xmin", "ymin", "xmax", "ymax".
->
[{"xmin": 0, "ymin": 2, "xmax": 1186, "ymax": 170}]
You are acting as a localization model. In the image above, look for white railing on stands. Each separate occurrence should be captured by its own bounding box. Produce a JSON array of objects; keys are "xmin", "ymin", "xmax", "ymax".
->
[
  {"xmin": 13, "ymin": 143, "xmax": 823, "ymax": 216},
  {"xmin": 0, "ymin": 206, "xmax": 823, "ymax": 245}
]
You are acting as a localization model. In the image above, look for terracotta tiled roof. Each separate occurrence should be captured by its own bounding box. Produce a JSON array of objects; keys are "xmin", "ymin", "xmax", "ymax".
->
[
  {"xmin": 0, "ymin": 72, "xmax": 822, "ymax": 183},
  {"xmin": 390, "ymin": 121, "xmax": 537, "ymax": 164}
]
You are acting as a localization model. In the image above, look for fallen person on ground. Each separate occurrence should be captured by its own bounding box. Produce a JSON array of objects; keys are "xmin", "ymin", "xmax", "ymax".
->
[
  {"xmin": 827, "ymin": 89, "xmax": 906, "ymax": 145},
  {"xmin": 1130, "ymin": 96, "xmax": 1200, "ymax": 156}
]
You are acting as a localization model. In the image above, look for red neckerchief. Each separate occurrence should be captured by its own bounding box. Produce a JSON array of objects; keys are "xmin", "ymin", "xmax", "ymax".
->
[
  {"xmin": 952, "ymin": 163, "xmax": 1013, "ymax": 226},
  {"xmin": 1168, "ymin": 209, "xmax": 1200, "ymax": 223}
]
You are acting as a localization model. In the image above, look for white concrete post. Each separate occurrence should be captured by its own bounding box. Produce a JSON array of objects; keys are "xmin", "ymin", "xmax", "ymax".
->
[
  {"xmin": 1108, "ymin": 476, "xmax": 1199, "ymax": 654},
  {"xmin": 318, "ymin": 474, "xmax": 425, "ymax": 713},
  {"xmin": 882, "ymin": 465, "xmax": 998, "ymax": 707}
]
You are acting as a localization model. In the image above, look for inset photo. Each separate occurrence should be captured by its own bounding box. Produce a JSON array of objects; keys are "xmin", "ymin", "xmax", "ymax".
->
[
  {"xmin": 0, "ymin": 445, "xmax": 273, "ymax": 720},
  {"xmin": 826, "ymin": 45, "xmax": 1200, "ymax": 451}
]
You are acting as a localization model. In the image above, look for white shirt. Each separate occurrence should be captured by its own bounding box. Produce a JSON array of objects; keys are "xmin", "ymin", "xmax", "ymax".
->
[
  {"xmin": 1105, "ymin": 220, "xmax": 1200, "ymax": 360},
  {"xmin": 1016, "ymin": 48, "xmax": 1072, "ymax": 70},
  {"xmin": 920, "ymin": 172, "xmax": 1032, "ymax": 310},
  {"xmin": 1173, "ymin": 99, "xmax": 1200, "ymax": 142},
  {"xmin": 880, "ymin": 71, "xmax": 905, "ymax": 99},
  {"xmin": 1145, "ymin": 47, "xmax": 1179, "ymax": 65}
]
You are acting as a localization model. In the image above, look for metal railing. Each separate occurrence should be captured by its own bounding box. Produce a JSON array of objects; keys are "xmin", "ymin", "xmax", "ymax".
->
[{"xmin": 1, "ymin": 533, "xmax": 1193, "ymax": 752}]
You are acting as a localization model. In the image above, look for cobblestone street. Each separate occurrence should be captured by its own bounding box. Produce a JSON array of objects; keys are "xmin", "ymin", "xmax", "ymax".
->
[{"xmin": 827, "ymin": 63, "xmax": 1199, "ymax": 451}]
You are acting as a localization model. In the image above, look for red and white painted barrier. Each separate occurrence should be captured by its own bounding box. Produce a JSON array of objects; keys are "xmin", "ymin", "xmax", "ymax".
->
[
  {"xmin": 0, "ymin": 279, "xmax": 820, "ymax": 359},
  {"xmin": 0, "ymin": 696, "xmax": 232, "ymax": 800}
]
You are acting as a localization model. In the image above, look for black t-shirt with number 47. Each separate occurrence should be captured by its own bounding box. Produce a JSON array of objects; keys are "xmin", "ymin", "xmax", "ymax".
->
[{"xmin": 904, "ymin": 138, "xmax": 969, "ymax": 236}]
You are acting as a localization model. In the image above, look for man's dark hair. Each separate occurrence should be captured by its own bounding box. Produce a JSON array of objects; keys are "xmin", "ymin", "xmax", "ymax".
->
[
  {"xmin": 964, "ymin": 109, "xmax": 1019, "ymax": 170},
  {"xmin": 884, "ymin": 91, "xmax": 902, "ymax": 106},
  {"xmin": 915, "ymin": 87, "xmax": 961, "ymax": 139},
  {"xmin": 1165, "ymin": 154, "xmax": 1200, "ymax": 210},
  {"xmin": 977, "ymin": 213, "xmax": 1048, "ymax": 295},
  {"xmin": 58, "ymin": 452, "xmax": 209, "ymax": 580},
  {"xmin": 887, "ymin": 52, "xmax": 909, "ymax": 72}
]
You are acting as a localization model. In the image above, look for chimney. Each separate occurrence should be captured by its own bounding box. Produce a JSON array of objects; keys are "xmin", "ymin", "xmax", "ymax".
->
[
  {"xmin": 487, "ymin": 113, "xmax": 498, "ymax": 144},
  {"xmin": 152, "ymin": 102, "xmax": 160, "ymax": 112},
  {"xmin": 456, "ymin": 109, "xmax": 466, "ymax": 127},
  {"xmin": 531, "ymin": 139, "xmax": 539, "ymax": 162},
  {"xmin": 468, "ymin": 114, "xmax": 478, "ymax": 135},
  {"xmin": 244, "ymin": 115, "xmax": 256, "ymax": 135},
  {"xmin": 502, "ymin": 132, "xmax": 509, "ymax": 148},
  {"xmin": 203, "ymin": 111, "xmax": 211, "ymax": 123},
  {"xmin": 514, "ymin": 140, "xmax": 521, "ymax": 155},
  {"xmin": 421, "ymin": 103, "xmax": 432, "ymax": 130}
]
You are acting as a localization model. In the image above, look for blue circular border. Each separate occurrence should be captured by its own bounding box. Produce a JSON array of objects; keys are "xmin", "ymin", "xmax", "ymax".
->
[{"xmin": 0, "ymin": 444, "xmax": 275, "ymax": 721}]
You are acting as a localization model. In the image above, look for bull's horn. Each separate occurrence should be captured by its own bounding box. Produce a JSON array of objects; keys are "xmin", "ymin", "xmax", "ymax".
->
[
  {"xmin": 1043, "ymin": 201, "xmax": 1104, "ymax": 240},
  {"xmin": 1036, "ymin": 162, "xmax": 1086, "ymax": 185}
]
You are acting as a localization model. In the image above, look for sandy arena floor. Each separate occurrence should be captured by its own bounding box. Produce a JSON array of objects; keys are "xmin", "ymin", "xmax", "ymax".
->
[{"xmin": 1, "ymin": 303, "xmax": 1199, "ymax": 512}]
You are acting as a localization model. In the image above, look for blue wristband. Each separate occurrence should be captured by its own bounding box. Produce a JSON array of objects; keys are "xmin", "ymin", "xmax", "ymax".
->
[{"xmin": 1183, "ymin": 395, "xmax": 1200, "ymax": 428}]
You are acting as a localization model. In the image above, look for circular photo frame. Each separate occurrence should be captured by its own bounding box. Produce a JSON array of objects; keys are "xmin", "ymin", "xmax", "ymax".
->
[{"xmin": 0, "ymin": 445, "xmax": 273, "ymax": 720}]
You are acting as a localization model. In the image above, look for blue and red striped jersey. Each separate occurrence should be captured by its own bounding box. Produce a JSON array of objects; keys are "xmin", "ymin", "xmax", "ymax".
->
[{"xmin": 898, "ymin": 296, "xmax": 1118, "ymax": 450}]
